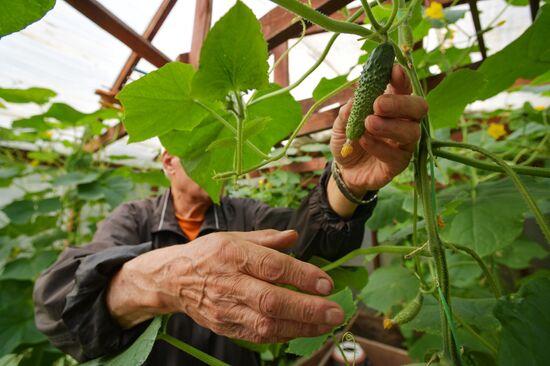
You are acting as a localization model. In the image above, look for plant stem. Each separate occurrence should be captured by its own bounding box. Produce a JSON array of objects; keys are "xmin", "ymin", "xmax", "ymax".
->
[
  {"xmin": 361, "ymin": 0, "xmax": 383, "ymax": 32},
  {"xmin": 433, "ymin": 140, "xmax": 550, "ymax": 244},
  {"xmin": 157, "ymin": 333, "xmax": 230, "ymax": 366},
  {"xmin": 393, "ymin": 13, "xmax": 457, "ymax": 361},
  {"xmin": 268, "ymin": 19, "xmax": 306, "ymax": 75},
  {"xmin": 193, "ymin": 99, "xmax": 269, "ymax": 159},
  {"xmin": 249, "ymin": 7, "xmax": 367, "ymax": 106},
  {"xmin": 269, "ymin": 0, "xmax": 374, "ymax": 38},
  {"xmin": 437, "ymin": 287, "xmax": 463, "ymax": 366},
  {"xmin": 214, "ymin": 77, "xmax": 359, "ymax": 179},
  {"xmin": 443, "ymin": 242, "xmax": 502, "ymax": 298},
  {"xmin": 381, "ymin": 0, "xmax": 399, "ymax": 33},
  {"xmin": 454, "ymin": 313, "xmax": 498, "ymax": 356},
  {"xmin": 433, "ymin": 149, "xmax": 550, "ymax": 178},
  {"xmin": 320, "ymin": 245, "xmax": 431, "ymax": 272}
]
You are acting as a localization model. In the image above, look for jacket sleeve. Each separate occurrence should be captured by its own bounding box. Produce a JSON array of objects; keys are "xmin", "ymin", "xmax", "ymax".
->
[
  {"xmin": 33, "ymin": 203, "xmax": 153, "ymax": 361},
  {"xmin": 247, "ymin": 162, "xmax": 377, "ymax": 261}
]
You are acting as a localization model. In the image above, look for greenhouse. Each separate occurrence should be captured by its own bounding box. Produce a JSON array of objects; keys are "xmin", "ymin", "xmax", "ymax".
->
[{"xmin": 0, "ymin": 0, "xmax": 549, "ymax": 365}]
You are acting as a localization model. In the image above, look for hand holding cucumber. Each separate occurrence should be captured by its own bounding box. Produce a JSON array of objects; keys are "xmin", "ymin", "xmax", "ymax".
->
[{"xmin": 330, "ymin": 60, "xmax": 428, "ymax": 195}]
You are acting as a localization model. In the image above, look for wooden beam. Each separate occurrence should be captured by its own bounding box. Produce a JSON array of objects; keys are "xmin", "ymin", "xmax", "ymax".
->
[
  {"xmin": 273, "ymin": 41, "xmax": 290, "ymax": 86},
  {"xmin": 84, "ymin": 122, "xmax": 127, "ymax": 153},
  {"xmin": 297, "ymin": 108, "xmax": 339, "ymax": 136},
  {"xmin": 190, "ymin": 0, "xmax": 213, "ymax": 68},
  {"xmin": 65, "ymin": 0, "xmax": 171, "ymax": 67},
  {"xmin": 111, "ymin": 0, "xmax": 178, "ymax": 92},
  {"xmin": 260, "ymin": 0, "xmax": 354, "ymax": 51}
]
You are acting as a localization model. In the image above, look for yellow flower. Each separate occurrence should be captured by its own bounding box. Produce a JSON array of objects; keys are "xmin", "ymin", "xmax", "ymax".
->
[
  {"xmin": 487, "ymin": 123, "xmax": 507, "ymax": 140},
  {"xmin": 425, "ymin": 2, "xmax": 444, "ymax": 20},
  {"xmin": 534, "ymin": 105, "xmax": 546, "ymax": 111},
  {"xmin": 30, "ymin": 159, "xmax": 40, "ymax": 167},
  {"xmin": 383, "ymin": 318, "xmax": 394, "ymax": 330}
]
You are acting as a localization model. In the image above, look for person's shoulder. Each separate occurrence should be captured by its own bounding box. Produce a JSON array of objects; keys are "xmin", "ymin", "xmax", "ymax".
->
[{"xmin": 110, "ymin": 192, "xmax": 166, "ymax": 218}]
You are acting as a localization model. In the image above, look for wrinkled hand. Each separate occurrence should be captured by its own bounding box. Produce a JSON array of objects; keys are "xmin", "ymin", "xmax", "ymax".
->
[
  {"xmin": 107, "ymin": 230, "xmax": 344, "ymax": 343},
  {"xmin": 330, "ymin": 65, "xmax": 428, "ymax": 193}
]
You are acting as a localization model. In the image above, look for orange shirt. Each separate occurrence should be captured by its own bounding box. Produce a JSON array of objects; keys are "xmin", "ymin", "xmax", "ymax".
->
[{"xmin": 175, "ymin": 212, "xmax": 204, "ymax": 241}]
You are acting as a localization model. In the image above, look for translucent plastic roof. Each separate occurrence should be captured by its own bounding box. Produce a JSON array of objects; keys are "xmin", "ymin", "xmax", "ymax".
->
[{"xmin": 0, "ymin": 0, "xmax": 548, "ymax": 163}]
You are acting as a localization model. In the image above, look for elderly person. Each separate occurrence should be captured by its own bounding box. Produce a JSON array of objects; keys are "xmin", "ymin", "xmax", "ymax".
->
[{"xmin": 33, "ymin": 65, "xmax": 427, "ymax": 365}]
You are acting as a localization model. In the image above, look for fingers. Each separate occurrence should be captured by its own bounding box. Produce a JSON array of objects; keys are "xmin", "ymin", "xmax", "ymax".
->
[
  {"xmin": 389, "ymin": 64, "xmax": 412, "ymax": 95},
  {"xmin": 240, "ymin": 243, "xmax": 335, "ymax": 296},
  {"xmin": 374, "ymin": 94, "xmax": 428, "ymax": 120},
  {"xmin": 228, "ymin": 229, "xmax": 298, "ymax": 251},
  {"xmin": 221, "ymin": 311, "xmax": 333, "ymax": 343},
  {"xmin": 244, "ymin": 277, "xmax": 344, "ymax": 326},
  {"xmin": 365, "ymin": 115, "xmax": 420, "ymax": 152},
  {"xmin": 249, "ymin": 314, "xmax": 333, "ymax": 342},
  {"xmin": 358, "ymin": 134, "xmax": 412, "ymax": 166}
]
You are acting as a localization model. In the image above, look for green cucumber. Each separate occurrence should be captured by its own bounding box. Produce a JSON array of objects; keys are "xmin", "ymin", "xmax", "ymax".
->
[
  {"xmin": 341, "ymin": 42, "xmax": 395, "ymax": 157},
  {"xmin": 384, "ymin": 292, "xmax": 423, "ymax": 329}
]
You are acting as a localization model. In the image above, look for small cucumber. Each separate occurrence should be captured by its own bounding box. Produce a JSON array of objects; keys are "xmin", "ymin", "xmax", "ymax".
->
[
  {"xmin": 341, "ymin": 42, "xmax": 395, "ymax": 158},
  {"xmin": 384, "ymin": 292, "xmax": 423, "ymax": 329}
]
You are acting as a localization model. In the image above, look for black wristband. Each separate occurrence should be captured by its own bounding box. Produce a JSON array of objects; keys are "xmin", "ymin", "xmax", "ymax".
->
[{"xmin": 331, "ymin": 161, "xmax": 377, "ymax": 205}]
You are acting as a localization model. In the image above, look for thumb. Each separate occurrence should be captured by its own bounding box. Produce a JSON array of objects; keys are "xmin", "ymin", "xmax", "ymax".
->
[
  {"xmin": 228, "ymin": 229, "xmax": 298, "ymax": 251},
  {"xmin": 333, "ymin": 99, "xmax": 353, "ymax": 133}
]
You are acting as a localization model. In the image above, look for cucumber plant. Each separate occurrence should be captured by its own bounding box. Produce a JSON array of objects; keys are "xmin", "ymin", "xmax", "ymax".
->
[
  {"xmin": 110, "ymin": 0, "xmax": 550, "ymax": 364},
  {"xmin": 3, "ymin": 0, "xmax": 550, "ymax": 365},
  {"xmin": 112, "ymin": 0, "xmax": 550, "ymax": 364}
]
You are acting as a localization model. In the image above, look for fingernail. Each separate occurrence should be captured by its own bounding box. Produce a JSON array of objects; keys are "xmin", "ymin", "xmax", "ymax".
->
[
  {"xmin": 325, "ymin": 308, "xmax": 344, "ymax": 325},
  {"xmin": 316, "ymin": 278, "xmax": 332, "ymax": 295}
]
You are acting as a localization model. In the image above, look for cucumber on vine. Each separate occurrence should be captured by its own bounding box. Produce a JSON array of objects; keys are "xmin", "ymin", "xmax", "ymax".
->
[
  {"xmin": 383, "ymin": 292, "xmax": 423, "ymax": 329},
  {"xmin": 341, "ymin": 42, "xmax": 395, "ymax": 158}
]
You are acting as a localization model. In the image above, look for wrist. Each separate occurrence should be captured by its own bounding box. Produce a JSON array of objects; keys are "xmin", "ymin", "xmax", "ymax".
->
[
  {"xmin": 330, "ymin": 161, "xmax": 377, "ymax": 206},
  {"xmin": 105, "ymin": 255, "xmax": 167, "ymax": 329}
]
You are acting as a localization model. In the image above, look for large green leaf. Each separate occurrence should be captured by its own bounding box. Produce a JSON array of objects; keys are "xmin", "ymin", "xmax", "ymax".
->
[
  {"xmin": 1, "ymin": 200, "xmax": 34, "ymax": 225},
  {"xmin": 161, "ymin": 84, "xmax": 301, "ymax": 203},
  {"xmin": 81, "ymin": 317, "xmax": 162, "ymax": 366},
  {"xmin": 0, "ymin": 0, "xmax": 55, "ymax": 37},
  {"xmin": 402, "ymin": 296, "xmax": 499, "ymax": 335},
  {"xmin": 312, "ymin": 75, "xmax": 348, "ymax": 102},
  {"xmin": 1, "ymin": 250, "xmax": 58, "ymax": 281},
  {"xmin": 77, "ymin": 175, "xmax": 133, "ymax": 208},
  {"xmin": 366, "ymin": 186, "xmax": 410, "ymax": 231},
  {"xmin": 494, "ymin": 277, "xmax": 550, "ymax": 366},
  {"xmin": 160, "ymin": 115, "xmax": 234, "ymax": 203},
  {"xmin": 440, "ymin": 178, "xmax": 549, "ymax": 257},
  {"xmin": 0, "ymin": 280, "xmax": 46, "ymax": 357},
  {"xmin": 44, "ymin": 102, "xmax": 86, "ymax": 124},
  {"xmin": 191, "ymin": 1, "xmax": 268, "ymax": 101},
  {"xmin": 447, "ymin": 252, "xmax": 482, "ymax": 288},
  {"xmin": 427, "ymin": 69, "xmax": 488, "ymax": 129},
  {"xmin": 360, "ymin": 265, "xmax": 419, "ymax": 313},
  {"xmin": 11, "ymin": 115, "xmax": 53, "ymax": 132},
  {"xmin": 495, "ymin": 236, "xmax": 549, "ymax": 269},
  {"xmin": 477, "ymin": 4, "xmax": 550, "ymax": 100},
  {"xmin": 286, "ymin": 287, "xmax": 356, "ymax": 357},
  {"xmin": 52, "ymin": 172, "xmax": 99, "ymax": 186},
  {"xmin": 0, "ymin": 87, "xmax": 56, "ymax": 105},
  {"xmin": 117, "ymin": 62, "xmax": 208, "ymax": 142}
]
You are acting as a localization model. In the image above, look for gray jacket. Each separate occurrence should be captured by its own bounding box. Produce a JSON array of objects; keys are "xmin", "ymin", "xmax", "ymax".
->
[{"xmin": 33, "ymin": 166, "xmax": 376, "ymax": 365}]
